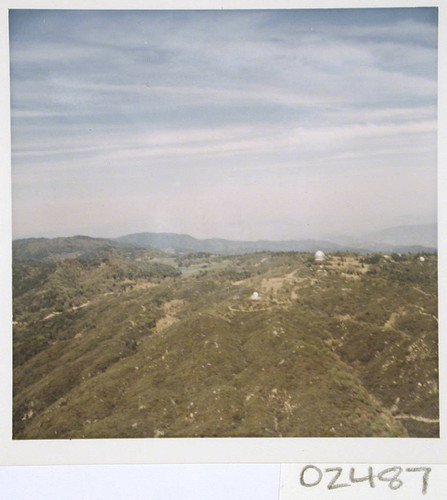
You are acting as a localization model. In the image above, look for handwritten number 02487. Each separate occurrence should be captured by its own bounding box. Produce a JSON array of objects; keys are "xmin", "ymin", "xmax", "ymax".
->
[{"xmin": 299, "ymin": 465, "xmax": 431, "ymax": 495}]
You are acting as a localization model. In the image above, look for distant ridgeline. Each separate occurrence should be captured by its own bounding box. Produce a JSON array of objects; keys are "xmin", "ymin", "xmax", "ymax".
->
[
  {"xmin": 114, "ymin": 225, "xmax": 437, "ymax": 255},
  {"xmin": 13, "ymin": 224, "xmax": 436, "ymax": 258}
]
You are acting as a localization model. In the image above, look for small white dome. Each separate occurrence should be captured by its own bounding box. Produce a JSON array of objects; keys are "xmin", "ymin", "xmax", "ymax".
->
[
  {"xmin": 315, "ymin": 250, "xmax": 325, "ymax": 261},
  {"xmin": 419, "ymin": 256, "xmax": 425, "ymax": 262},
  {"xmin": 250, "ymin": 291, "xmax": 260, "ymax": 300}
]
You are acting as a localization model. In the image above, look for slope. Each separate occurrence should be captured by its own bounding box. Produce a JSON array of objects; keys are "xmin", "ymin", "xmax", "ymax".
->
[{"xmin": 13, "ymin": 248, "xmax": 438, "ymax": 438}]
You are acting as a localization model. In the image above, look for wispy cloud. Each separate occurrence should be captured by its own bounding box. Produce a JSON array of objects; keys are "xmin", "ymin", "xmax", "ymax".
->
[
  {"xmin": 12, "ymin": 117, "xmax": 436, "ymax": 165},
  {"xmin": 9, "ymin": 8, "xmax": 438, "ymax": 239}
]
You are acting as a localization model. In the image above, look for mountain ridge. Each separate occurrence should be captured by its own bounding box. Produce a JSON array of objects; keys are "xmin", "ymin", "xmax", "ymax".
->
[
  {"xmin": 13, "ymin": 223, "xmax": 437, "ymax": 260},
  {"xmin": 364, "ymin": 224, "xmax": 437, "ymax": 248},
  {"xmin": 115, "ymin": 225, "xmax": 436, "ymax": 255}
]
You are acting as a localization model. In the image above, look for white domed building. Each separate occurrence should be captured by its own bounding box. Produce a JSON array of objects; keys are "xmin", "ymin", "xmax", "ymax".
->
[{"xmin": 315, "ymin": 250, "xmax": 325, "ymax": 262}]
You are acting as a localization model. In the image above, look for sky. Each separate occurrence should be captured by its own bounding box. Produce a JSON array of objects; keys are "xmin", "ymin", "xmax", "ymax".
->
[{"xmin": 9, "ymin": 8, "xmax": 438, "ymax": 240}]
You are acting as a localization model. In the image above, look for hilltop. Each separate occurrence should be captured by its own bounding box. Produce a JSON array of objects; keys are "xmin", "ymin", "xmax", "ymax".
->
[{"xmin": 12, "ymin": 237, "xmax": 438, "ymax": 439}]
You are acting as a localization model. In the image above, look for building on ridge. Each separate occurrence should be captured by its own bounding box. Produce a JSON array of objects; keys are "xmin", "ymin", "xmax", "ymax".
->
[{"xmin": 315, "ymin": 250, "xmax": 325, "ymax": 262}]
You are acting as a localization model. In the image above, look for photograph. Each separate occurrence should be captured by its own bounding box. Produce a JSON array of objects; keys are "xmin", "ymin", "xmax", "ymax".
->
[{"xmin": 10, "ymin": 7, "xmax": 438, "ymax": 440}]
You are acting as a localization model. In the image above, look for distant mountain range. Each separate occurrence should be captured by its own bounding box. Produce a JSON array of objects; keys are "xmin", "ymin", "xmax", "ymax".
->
[
  {"xmin": 324, "ymin": 224, "xmax": 437, "ymax": 254},
  {"xmin": 13, "ymin": 224, "xmax": 436, "ymax": 258},
  {"xmin": 115, "ymin": 232, "xmax": 355, "ymax": 254},
  {"xmin": 115, "ymin": 224, "xmax": 436, "ymax": 255},
  {"xmin": 364, "ymin": 224, "xmax": 437, "ymax": 248}
]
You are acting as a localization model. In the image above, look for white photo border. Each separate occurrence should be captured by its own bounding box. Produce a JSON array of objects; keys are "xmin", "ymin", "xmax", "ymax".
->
[{"xmin": 1, "ymin": 0, "xmax": 445, "ymax": 466}]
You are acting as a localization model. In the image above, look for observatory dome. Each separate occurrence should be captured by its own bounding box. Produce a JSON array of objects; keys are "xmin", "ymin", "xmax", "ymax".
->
[{"xmin": 315, "ymin": 250, "xmax": 325, "ymax": 262}]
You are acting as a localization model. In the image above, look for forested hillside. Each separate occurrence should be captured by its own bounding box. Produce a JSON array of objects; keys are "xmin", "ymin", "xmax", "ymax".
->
[{"xmin": 13, "ymin": 238, "xmax": 438, "ymax": 438}]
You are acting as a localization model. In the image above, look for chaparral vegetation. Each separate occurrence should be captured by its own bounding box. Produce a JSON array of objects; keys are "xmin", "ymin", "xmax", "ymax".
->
[{"xmin": 13, "ymin": 236, "xmax": 438, "ymax": 439}]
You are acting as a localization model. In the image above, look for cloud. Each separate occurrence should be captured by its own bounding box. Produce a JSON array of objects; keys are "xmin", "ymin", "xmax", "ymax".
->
[
  {"xmin": 11, "ymin": 117, "xmax": 436, "ymax": 169},
  {"xmin": 9, "ymin": 9, "xmax": 438, "ymax": 239}
]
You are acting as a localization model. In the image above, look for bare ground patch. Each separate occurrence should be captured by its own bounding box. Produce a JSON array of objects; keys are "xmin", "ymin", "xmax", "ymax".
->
[
  {"xmin": 384, "ymin": 308, "xmax": 406, "ymax": 329},
  {"xmin": 155, "ymin": 299, "xmax": 186, "ymax": 333}
]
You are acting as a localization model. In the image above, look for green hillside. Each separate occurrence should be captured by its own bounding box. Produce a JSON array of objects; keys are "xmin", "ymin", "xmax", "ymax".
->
[{"xmin": 13, "ymin": 240, "xmax": 438, "ymax": 438}]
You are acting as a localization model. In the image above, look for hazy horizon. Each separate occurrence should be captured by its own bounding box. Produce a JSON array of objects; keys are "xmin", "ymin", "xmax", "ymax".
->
[
  {"xmin": 10, "ymin": 9, "xmax": 437, "ymax": 241},
  {"xmin": 12, "ymin": 221, "xmax": 437, "ymax": 246}
]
